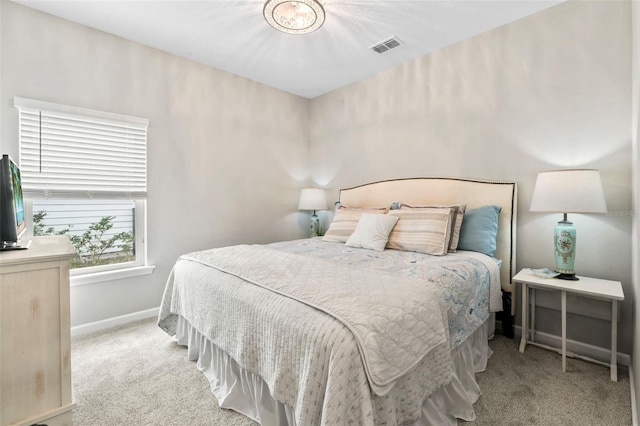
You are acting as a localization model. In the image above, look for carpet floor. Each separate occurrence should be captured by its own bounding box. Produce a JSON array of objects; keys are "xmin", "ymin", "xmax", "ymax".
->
[{"xmin": 71, "ymin": 318, "xmax": 632, "ymax": 425}]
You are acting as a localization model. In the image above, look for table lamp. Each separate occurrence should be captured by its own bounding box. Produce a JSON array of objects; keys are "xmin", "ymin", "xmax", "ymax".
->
[
  {"xmin": 298, "ymin": 188, "xmax": 328, "ymax": 237},
  {"xmin": 529, "ymin": 169, "xmax": 607, "ymax": 280}
]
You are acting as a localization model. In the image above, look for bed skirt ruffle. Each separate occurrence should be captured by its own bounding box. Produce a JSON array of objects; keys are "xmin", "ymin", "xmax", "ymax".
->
[{"xmin": 175, "ymin": 315, "xmax": 492, "ymax": 426}]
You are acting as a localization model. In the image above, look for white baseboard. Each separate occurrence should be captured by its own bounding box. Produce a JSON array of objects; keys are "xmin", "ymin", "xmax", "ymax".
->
[
  {"xmin": 630, "ymin": 366, "xmax": 638, "ymax": 426},
  {"xmin": 71, "ymin": 307, "xmax": 159, "ymax": 337},
  {"xmin": 514, "ymin": 325, "xmax": 631, "ymax": 367}
]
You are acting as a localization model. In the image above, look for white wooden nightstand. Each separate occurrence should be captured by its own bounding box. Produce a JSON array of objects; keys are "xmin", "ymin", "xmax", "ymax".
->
[{"xmin": 513, "ymin": 269, "xmax": 624, "ymax": 382}]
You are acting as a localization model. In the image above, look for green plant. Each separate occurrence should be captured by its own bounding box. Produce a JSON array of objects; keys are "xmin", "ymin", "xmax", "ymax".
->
[
  {"xmin": 33, "ymin": 211, "xmax": 134, "ymax": 268},
  {"xmin": 33, "ymin": 211, "xmax": 69, "ymax": 236},
  {"xmin": 67, "ymin": 216, "xmax": 134, "ymax": 267}
]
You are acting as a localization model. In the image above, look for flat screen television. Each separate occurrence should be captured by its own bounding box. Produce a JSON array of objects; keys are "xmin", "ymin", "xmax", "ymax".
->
[{"xmin": 0, "ymin": 154, "xmax": 29, "ymax": 250}]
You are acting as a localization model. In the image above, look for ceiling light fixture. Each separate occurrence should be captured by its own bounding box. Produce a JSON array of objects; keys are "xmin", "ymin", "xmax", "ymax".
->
[{"xmin": 263, "ymin": 0, "xmax": 325, "ymax": 35}]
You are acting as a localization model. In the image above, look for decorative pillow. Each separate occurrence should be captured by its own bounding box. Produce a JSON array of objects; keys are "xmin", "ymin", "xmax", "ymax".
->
[
  {"xmin": 399, "ymin": 204, "xmax": 466, "ymax": 252},
  {"xmin": 322, "ymin": 206, "xmax": 388, "ymax": 243},
  {"xmin": 457, "ymin": 205, "xmax": 501, "ymax": 257},
  {"xmin": 386, "ymin": 206, "xmax": 454, "ymax": 256},
  {"xmin": 345, "ymin": 214, "xmax": 399, "ymax": 251},
  {"xmin": 447, "ymin": 204, "xmax": 466, "ymax": 252}
]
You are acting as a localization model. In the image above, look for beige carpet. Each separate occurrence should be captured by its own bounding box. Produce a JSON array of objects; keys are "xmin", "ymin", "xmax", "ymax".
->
[{"xmin": 71, "ymin": 318, "xmax": 632, "ymax": 425}]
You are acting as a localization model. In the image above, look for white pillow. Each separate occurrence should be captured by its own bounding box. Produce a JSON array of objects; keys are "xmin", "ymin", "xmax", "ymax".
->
[{"xmin": 345, "ymin": 214, "xmax": 399, "ymax": 252}]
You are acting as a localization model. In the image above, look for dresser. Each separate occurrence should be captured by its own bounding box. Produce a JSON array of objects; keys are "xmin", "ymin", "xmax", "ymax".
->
[{"xmin": 0, "ymin": 236, "xmax": 76, "ymax": 426}]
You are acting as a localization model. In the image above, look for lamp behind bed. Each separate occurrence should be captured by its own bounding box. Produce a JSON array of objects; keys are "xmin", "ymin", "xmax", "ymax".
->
[{"xmin": 298, "ymin": 188, "xmax": 328, "ymax": 237}]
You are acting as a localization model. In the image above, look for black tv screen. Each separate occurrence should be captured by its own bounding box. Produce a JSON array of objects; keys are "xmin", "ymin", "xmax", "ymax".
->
[{"xmin": 0, "ymin": 154, "xmax": 27, "ymax": 249}]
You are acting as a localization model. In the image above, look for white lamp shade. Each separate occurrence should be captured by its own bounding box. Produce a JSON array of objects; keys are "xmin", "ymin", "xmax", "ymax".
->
[
  {"xmin": 298, "ymin": 188, "xmax": 328, "ymax": 211},
  {"xmin": 529, "ymin": 169, "xmax": 607, "ymax": 214}
]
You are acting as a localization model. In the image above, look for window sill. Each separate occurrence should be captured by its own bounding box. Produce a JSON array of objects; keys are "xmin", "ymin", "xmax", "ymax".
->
[{"xmin": 70, "ymin": 265, "xmax": 155, "ymax": 287}]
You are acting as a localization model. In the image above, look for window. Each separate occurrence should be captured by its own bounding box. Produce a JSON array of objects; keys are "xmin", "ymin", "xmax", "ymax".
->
[{"xmin": 15, "ymin": 97, "xmax": 150, "ymax": 281}]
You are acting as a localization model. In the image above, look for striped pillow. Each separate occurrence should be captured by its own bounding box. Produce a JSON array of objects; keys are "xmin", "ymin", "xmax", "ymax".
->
[
  {"xmin": 398, "ymin": 204, "xmax": 466, "ymax": 252},
  {"xmin": 448, "ymin": 204, "xmax": 466, "ymax": 252},
  {"xmin": 386, "ymin": 206, "xmax": 455, "ymax": 255},
  {"xmin": 322, "ymin": 206, "xmax": 388, "ymax": 243}
]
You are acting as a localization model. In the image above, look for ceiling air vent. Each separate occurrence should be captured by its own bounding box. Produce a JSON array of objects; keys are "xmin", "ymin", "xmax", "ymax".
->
[{"xmin": 370, "ymin": 36, "xmax": 402, "ymax": 54}]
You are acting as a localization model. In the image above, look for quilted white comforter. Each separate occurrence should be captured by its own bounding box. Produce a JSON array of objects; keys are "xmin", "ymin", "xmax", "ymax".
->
[
  {"xmin": 270, "ymin": 238, "xmax": 502, "ymax": 348},
  {"xmin": 158, "ymin": 244, "xmax": 454, "ymax": 425}
]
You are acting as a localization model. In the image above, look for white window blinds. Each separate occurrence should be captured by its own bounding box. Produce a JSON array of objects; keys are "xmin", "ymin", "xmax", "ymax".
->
[{"xmin": 14, "ymin": 97, "xmax": 148, "ymax": 199}]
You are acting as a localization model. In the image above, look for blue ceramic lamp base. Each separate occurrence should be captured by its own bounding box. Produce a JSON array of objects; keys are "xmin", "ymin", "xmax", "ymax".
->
[
  {"xmin": 310, "ymin": 212, "xmax": 320, "ymax": 237},
  {"xmin": 554, "ymin": 215, "xmax": 578, "ymax": 281}
]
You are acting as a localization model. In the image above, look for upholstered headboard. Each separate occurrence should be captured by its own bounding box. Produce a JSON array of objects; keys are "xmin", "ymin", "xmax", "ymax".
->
[{"xmin": 339, "ymin": 177, "xmax": 517, "ymax": 313}]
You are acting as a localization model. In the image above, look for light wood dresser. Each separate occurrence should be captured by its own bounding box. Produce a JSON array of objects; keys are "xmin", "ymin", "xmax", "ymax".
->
[{"xmin": 0, "ymin": 236, "xmax": 76, "ymax": 426}]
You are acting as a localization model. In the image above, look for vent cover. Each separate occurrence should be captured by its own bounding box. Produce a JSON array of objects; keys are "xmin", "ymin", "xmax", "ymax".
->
[{"xmin": 370, "ymin": 36, "xmax": 402, "ymax": 54}]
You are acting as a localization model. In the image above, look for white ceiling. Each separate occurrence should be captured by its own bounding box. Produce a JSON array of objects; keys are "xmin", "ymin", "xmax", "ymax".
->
[{"xmin": 12, "ymin": 0, "xmax": 564, "ymax": 99}]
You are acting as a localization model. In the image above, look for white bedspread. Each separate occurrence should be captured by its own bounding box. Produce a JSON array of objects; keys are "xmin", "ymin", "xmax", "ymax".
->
[
  {"xmin": 175, "ymin": 244, "xmax": 449, "ymax": 395},
  {"xmin": 268, "ymin": 238, "xmax": 501, "ymax": 349},
  {"xmin": 158, "ymin": 245, "xmax": 454, "ymax": 425}
]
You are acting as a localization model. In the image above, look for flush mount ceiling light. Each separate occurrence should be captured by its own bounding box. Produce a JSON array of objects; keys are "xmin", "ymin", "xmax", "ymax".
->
[{"xmin": 264, "ymin": 0, "xmax": 325, "ymax": 35}]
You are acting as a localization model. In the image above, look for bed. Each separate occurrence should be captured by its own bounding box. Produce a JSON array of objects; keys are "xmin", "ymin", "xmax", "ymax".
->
[{"xmin": 158, "ymin": 177, "xmax": 517, "ymax": 425}]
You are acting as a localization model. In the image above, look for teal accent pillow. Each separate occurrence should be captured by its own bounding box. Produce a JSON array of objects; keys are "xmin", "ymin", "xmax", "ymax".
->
[{"xmin": 457, "ymin": 205, "xmax": 501, "ymax": 257}]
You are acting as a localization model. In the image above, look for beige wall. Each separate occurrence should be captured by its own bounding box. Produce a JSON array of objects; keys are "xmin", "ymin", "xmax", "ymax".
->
[
  {"xmin": 0, "ymin": 1, "xmax": 310, "ymax": 326},
  {"xmin": 310, "ymin": 1, "xmax": 633, "ymax": 354}
]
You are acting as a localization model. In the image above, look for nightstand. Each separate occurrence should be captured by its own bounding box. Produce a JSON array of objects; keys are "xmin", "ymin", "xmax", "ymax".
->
[{"xmin": 513, "ymin": 269, "xmax": 624, "ymax": 382}]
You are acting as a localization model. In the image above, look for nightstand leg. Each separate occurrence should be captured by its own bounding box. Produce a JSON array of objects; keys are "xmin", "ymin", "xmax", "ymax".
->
[
  {"xmin": 530, "ymin": 288, "xmax": 536, "ymax": 342},
  {"xmin": 519, "ymin": 283, "xmax": 528, "ymax": 353},
  {"xmin": 562, "ymin": 290, "xmax": 567, "ymax": 373},
  {"xmin": 611, "ymin": 300, "xmax": 618, "ymax": 382}
]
